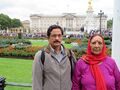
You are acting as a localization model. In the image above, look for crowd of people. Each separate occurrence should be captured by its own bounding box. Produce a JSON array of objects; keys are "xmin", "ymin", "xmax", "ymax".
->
[{"xmin": 0, "ymin": 28, "xmax": 112, "ymax": 40}]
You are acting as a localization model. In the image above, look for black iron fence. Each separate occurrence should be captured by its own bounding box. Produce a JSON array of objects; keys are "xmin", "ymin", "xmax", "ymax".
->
[
  {"xmin": 0, "ymin": 77, "xmax": 32, "ymax": 90},
  {"xmin": 0, "ymin": 77, "xmax": 6, "ymax": 90}
]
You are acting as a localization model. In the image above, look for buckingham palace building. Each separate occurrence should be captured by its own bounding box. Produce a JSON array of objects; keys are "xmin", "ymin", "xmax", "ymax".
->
[{"xmin": 29, "ymin": 0, "xmax": 107, "ymax": 35}]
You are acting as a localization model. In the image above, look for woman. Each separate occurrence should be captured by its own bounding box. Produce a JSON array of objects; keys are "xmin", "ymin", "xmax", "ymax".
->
[{"xmin": 72, "ymin": 34, "xmax": 120, "ymax": 90}]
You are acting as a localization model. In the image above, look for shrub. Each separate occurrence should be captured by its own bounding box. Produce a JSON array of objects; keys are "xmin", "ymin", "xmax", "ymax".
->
[
  {"xmin": 0, "ymin": 46, "xmax": 43, "ymax": 59},
  {"xmin": 104, "ymin": 40, "xmax": 111, "ymax": 45}
]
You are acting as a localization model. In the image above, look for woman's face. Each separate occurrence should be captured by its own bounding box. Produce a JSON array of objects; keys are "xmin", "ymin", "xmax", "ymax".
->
[{"xmin": 90, "ymin": 35, "xmax": 104, "ymax": 55}]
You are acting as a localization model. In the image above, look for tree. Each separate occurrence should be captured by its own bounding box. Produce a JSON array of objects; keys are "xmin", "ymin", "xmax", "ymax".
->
[
  {"xmin": 0, "ymin": 13, "xmax": 22, "ymax": 31},
  {"xmin": 11, "ymin": 18, "xmax": 22, "ymax": 28},
  {"xmin": 0, "ymin": 13, "xmax": 11, "ymax": 30},
  {"xmin": 107, "ymin": 19, "xmax": 113, "ymax": 29}
]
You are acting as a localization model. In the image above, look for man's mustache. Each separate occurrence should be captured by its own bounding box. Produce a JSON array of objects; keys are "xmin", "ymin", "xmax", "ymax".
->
[{"xmin": 54, "ymin": 40, "xmax": 60, "ymax": 43}]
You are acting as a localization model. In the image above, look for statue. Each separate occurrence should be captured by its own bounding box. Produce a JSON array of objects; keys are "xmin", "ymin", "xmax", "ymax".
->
[
  {"xmin": 88, "ymin": 0, "xmax": 92, "ymax": 9},
  {"xmin": 88, "ymin": 0, "xmax": 92, "ymax": 6}
]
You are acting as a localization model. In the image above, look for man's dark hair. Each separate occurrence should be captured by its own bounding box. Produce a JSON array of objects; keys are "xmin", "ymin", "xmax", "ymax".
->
[{"xmin": 47, "ymin": 25, "xmax": 64, "ymax": 37}]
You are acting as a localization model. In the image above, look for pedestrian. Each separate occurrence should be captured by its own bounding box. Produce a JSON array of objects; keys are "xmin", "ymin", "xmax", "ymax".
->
[
  {"xmin": 32, "ymin": 24, "xmax": 76, "ymax": 90},
  {"xmin": 72, "ymin": 34, "xmax": 120, "ymax": 90}
]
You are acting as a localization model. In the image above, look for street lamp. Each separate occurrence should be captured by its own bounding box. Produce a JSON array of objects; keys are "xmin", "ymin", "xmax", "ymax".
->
[{"xmin": 98, "ymin": 10, "xmax": 104, "ymax": 34}]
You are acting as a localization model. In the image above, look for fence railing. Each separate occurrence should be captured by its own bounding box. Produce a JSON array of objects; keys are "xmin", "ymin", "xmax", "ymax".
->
[
  {"xmin": 6, "ymin": 82, "xmax": 32, "ymax": 87},
  {"xmin": 0, "ymin": 77, "xmax": 32, "ymax": 90}
]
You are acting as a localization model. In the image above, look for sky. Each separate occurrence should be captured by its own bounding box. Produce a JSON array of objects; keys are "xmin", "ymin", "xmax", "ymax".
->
[{"xmin": 0, "ymin": 0, "xmax": 113, "ymax": 21}]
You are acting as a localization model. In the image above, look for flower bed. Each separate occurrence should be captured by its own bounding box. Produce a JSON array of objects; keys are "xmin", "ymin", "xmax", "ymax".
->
[{"xmin": 0, "ymin": 46, "xmax": 43, "ymax": 59}]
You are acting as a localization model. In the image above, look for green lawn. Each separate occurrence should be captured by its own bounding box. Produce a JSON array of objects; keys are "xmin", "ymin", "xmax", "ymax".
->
[
  {"xmin": 30, "ymin": 39, "xmax": 73, "ymax": 49},
  {"xmin": 30, "ymin": 40, "xmax": 48, "ymax": 46},
  {"xmin": 0, "ymin": 58, "xmax": 33, "ymax": 90}
]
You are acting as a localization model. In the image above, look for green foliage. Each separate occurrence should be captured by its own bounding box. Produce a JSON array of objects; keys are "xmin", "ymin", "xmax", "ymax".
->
[
  {"xmin": 63, "ymin": 43, "xmax": 73, "ymax": 49},
  {"xmin": 104, "ymin": 36, "xmax": 111, "ymax": 40},
  {"xmin": 0, "ymin": 38, "xmax": 31, "ymax": 47},
  {"xmin": 64, "ymin": 38, "xmax": 71, "ymax": 44},
  {"xmin": 64, "ymin": 37, "xmax": 76, "ymax": 44},
  {"xmin": 72, "ymin": 46, "xmax": 86, "ymax": 59},
  {"xmin": 104, "ymin": 36, "xmax": 111, "ymax": 45},
  {"xmin": 11, "ymin": 18, "xmax": 22, "ymax": 28},
  {"xmin": 107, "ymin": 19, "xmax": 113, "ymax": 29},
  {"xmin": 18, "ymin": 33, "xmax": 22, "ymax": 39},
  {"xmin": 0, "ymin": 39, "xmax": 73, "ymax": 58},
  {"xmin": 107, "ymin": 48, "xmax": 112, "ymax": 56},
  {"xmin": 0, "ymin": 13, "xmax": 11, "ymax": 30},
  {"xmin": 71, "ymin": 38, "xmax": 88, "ymax": 59},
  {"xmin": 0, "ymin": 13, "xmax": 22, "ymax": 30},
  {"xmin": 0, "ymin": 38, "xmax": 111, "ymax": 60},
  {"xmin": 81, "ymin": 37, "xmax": 88, "ymax": 45},
  {"xmin": 104, "ymin": 40, "xmax": 111, "ymax": 45}
]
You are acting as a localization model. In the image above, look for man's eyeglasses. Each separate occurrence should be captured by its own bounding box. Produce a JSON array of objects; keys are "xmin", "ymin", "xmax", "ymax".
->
[{"xmin": 50, "ymin": 34, "xmax": 62, "ymax": 38}]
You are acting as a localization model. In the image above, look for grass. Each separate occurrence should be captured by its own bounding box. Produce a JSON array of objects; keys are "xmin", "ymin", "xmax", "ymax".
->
[
  {"xmin": 0, "ymin": 58, "xmax": 33, "ymax": 90},
  {"xmin": 30, "ymin": 39, "xmax": 73, "ymax": 49},
  {"xmin": 5, "ymin": 86, "xmax": 31, "ymax": 90},
  {"xmin": 30, "ymin": 40, "xmax": 48, "ymax": 46}
]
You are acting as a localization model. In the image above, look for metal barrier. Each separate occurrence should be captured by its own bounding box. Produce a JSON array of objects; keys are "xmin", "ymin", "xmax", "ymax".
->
[
  {"xmin": 0, "ymin": 77, "xmax": 6, "ymax": 90},
  {"xmin": 6, "ymin": 82, "xmax": 32, "ymax": 87},
  {"xmin": 0, "ymin": 77, "xmax": 32, "ymax": 90}
]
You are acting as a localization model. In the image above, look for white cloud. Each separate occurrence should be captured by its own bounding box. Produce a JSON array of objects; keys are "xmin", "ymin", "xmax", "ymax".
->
[{"xmin": 0, "ymin": 0, "xmax": 113, "ymax": 21}]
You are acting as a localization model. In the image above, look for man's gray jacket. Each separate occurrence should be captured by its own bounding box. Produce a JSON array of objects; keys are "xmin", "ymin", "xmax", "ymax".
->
[{"xmin": 32, "ymin": 46, "xmax": 76, "ymax": 90}]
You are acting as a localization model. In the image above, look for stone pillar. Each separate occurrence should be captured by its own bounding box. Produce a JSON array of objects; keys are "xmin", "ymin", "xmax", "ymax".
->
[{"xmin": 112, "ymin": 0, "xmax": 120, "ymax": 69}]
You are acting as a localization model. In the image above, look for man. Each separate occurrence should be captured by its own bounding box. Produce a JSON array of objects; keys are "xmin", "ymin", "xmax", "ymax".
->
[{"xmin": 32, "ymin": 25, "xmax": 76, "ymax": 90}]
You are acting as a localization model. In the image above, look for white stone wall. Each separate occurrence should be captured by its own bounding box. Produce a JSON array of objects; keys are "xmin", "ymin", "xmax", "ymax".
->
[{"xmin": 30, "ymin": 13, "xmax": 107, "ymax": 34}]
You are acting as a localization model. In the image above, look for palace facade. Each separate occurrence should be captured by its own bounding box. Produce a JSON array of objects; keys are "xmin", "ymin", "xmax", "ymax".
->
[
  {"xmin": 7, "ymin": 0, "xmax": 107, "ymax": 35},
  {"xmin": 30, "ymin": 0, "xmax": 107, "ymax": 34}
]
